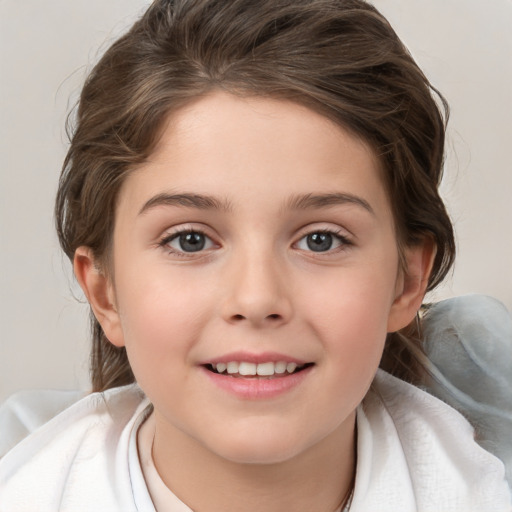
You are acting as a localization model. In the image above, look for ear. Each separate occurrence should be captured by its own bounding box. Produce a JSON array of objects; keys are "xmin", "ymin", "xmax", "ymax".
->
[
  {"xmin": 387, "ymin": 238, "xmax": 436, "ymax": 333},
  {"xmin": 74, "ymin": 246, "xmax": 125, "ymax": 347}
]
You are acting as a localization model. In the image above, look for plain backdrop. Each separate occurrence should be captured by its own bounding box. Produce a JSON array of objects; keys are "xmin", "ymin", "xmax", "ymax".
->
[{"xmin": 1, "ymin": 0, "xmax": 511, "ymax": 401}]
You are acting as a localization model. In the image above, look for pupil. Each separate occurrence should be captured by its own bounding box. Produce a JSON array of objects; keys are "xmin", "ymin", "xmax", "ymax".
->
[
  {"xmin": 307, "ymin": 233, "xmax": 332, "ymax": 252},
  {"xmin": 180, "ymin": 232, "xmax": 205, "ymax": 252}
]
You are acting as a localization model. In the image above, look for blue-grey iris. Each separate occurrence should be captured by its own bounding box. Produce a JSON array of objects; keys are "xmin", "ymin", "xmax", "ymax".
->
[
  {"xmin": 180, "ymin": 232, "xmax": 205, "ymax": 252},
  {"xmin": 307, "ymin": 233, "xmax": 333, "ymax": 252}
]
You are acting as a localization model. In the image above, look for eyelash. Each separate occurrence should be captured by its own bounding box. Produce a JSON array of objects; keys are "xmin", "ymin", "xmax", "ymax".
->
[{"xmin": 158, "ymin": 227, "xmax": 353, "ymax": 257}]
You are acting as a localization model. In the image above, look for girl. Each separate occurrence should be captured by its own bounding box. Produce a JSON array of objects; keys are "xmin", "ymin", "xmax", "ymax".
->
[{"xmin": 0, "ymin": 0, "xmax": 510, "ymax": 510}]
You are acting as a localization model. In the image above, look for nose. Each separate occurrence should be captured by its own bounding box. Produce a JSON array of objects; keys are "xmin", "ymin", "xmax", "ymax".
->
[{"xmin": 220, "ymin": 249, "xmax": 293, "ymax": 328}]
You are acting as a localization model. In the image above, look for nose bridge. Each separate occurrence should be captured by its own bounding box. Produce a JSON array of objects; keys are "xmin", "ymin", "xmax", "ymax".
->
[{"xmin": 222, "ymin": 238, "xmax": 292, "ymax": 326}]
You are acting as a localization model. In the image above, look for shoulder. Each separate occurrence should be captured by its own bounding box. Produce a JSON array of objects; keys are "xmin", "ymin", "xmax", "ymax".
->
[
  {"xmin": 350, "ymin": 370, "xmax": 511, "ymax": 511},
  {"xmin": 0, "ymin": 384, "xmax": 151, "ymax": 512}
]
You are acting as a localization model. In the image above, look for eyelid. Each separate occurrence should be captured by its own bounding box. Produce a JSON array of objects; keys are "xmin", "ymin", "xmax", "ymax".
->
[
  {"xmin": 293, "ymin": 223, "xmax": 353, "ymax": 241},
  {"xmin": 159, "ymin": 222, "xmax": 214, "ymax": 239}
]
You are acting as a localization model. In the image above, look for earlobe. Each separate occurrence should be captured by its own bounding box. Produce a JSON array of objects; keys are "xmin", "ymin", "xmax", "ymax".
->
[
  {"xmin": 74, "ymin": 247, "xmax": 125, "ymax": 347},
  {"xmin": 387, "ymin": 238, "xmax": 437, "ymax": 333}
]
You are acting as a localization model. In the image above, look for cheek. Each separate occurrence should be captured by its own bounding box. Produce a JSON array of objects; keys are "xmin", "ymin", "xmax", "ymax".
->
[
  {"xmin": 114, "ymin": 273, "xmax": 214, "ymax": 376},
  {"xmin": 299, "ymin": 261, "xmax": 398, "ymax": 367}
]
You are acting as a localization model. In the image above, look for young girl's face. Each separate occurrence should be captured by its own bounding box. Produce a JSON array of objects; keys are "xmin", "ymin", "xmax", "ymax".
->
[{"xmin": 87, "ymin": 92, "xmax": 422, "ymax": 465}]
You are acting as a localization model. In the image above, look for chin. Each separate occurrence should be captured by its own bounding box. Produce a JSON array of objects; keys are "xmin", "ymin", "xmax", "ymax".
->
[{"xmin": 202, "ymin": 427, "xmax": 315, "ymax": 466}]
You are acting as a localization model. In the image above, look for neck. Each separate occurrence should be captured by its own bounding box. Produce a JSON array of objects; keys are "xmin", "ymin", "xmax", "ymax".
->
[{"xmin": 151, "ymin": 412, "xmax": 356, "ymax": 512}]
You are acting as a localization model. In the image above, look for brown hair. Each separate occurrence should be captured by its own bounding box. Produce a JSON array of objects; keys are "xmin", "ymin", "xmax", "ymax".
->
[{"xmin": 55, "ymin": 0, "xmax": 455, "ymax": 392}]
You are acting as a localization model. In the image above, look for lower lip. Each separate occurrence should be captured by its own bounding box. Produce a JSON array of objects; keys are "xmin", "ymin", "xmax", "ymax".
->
[{"xmin": 200, "ymin": 366, "xmax": 314, "ymax": 400}]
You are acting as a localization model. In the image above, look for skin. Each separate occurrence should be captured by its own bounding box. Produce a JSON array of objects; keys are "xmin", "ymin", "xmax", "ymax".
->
[{"xmin": 75, "ymin": 92, "xmax": 434, "ymax": 512}]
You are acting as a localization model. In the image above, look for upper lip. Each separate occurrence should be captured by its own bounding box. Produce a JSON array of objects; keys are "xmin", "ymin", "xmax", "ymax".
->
[{"xmin": 199, "ymin": 351, "xmax": 310, "ymax": 366}]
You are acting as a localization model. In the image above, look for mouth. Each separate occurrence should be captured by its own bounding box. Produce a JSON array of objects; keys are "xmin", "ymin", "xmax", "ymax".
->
[
  {"xmin": 200, "ymin": 355, "xmax": 315, "ymax": 398},
  {"xmin": 203, "ymin": 361, "xmax": 315, "ymax": 379}
]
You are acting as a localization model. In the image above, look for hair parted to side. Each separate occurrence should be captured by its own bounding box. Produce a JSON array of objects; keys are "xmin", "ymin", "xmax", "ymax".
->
[{"xmin": 55, "ymin": 0, "xmax": 455, "ymax": 392}]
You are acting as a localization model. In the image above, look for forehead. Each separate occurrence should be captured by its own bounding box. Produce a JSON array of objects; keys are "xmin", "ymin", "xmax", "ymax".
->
[{"xmin": 117, "ymin": 92, "xmax": 391, "ymax": 221}]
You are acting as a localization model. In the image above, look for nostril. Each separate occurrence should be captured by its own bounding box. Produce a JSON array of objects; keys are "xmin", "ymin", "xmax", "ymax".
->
[{"xmin": 231, "ymin": 313, "xmax": 281, "ymax": 321}]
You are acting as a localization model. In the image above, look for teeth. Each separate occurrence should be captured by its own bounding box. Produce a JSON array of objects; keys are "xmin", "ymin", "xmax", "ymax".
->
[
  {"xmin": 256, "ymin": 362, "xmax": 274, "ymax": 376},
  {"xmin": 239, "ymin": 362, "xmax": 257, "ymax": 376},
  {"xmin": 286, "ymin": 362, "xmax": 297, "ymax": 373},
  {"xmin": 226, "ymin": 361, "xmax": 239, "ymax": 374},
  {"xmin": 216, "ymin": 362, "xmax": 227, "ymax": 373},
  {"xmin": 274, "ymin": 361, "xmax": 287, "ymax": 374},
  {"xmin": 213, "ymin": 361, "xmax": 306, "ymax": 376}
]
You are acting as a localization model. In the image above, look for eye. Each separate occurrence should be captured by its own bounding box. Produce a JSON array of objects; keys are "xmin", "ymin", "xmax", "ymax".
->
[
  {"xmin": 161, "ymin": 230, "xmax": 215, "ymax": 254},
  {"xmin": 295, "ymin": 230, "xmax": 351, "ymax": 253}
]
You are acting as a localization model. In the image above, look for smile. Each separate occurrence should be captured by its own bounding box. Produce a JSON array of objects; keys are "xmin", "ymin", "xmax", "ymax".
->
[
  {"xmin": 200, "ymin": 352, "xmax": 315, "ymax": 398},
  {"xmin": 206, "ymin": 361, "xmax": 313, "ymax": 378}
]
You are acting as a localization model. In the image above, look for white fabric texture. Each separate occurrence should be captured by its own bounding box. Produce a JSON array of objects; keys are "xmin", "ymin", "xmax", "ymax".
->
[
  {"xmin": 0, "ymin": 371, "xmax": 509, "ymax": 511},
  {"xmin": 422, "ymin": 294, "xmax": 512, "ymax": 487},
  {"xmin": 352, "ymin": 371, "xmax": 510, "ymax": 511},
  {"xmin": 0, "ymin": 389, "xmax": 83, "ymax": 459},
  {"xmin": 0, "ymin": 385, "xmax": 153, "ymax": 511}
]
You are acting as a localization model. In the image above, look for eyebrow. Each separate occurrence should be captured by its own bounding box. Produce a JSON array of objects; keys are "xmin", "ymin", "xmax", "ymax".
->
[
  {"xmin": 285, "ymin": 193, "xmax": 375, "ymax": 215},
  {"xmin": 138, "ymin": 191, "xmax": 374, "ymax": 216},
  {"xmin": 138, "ymin": 193, "xmax": 233, "ymax": 215}
]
